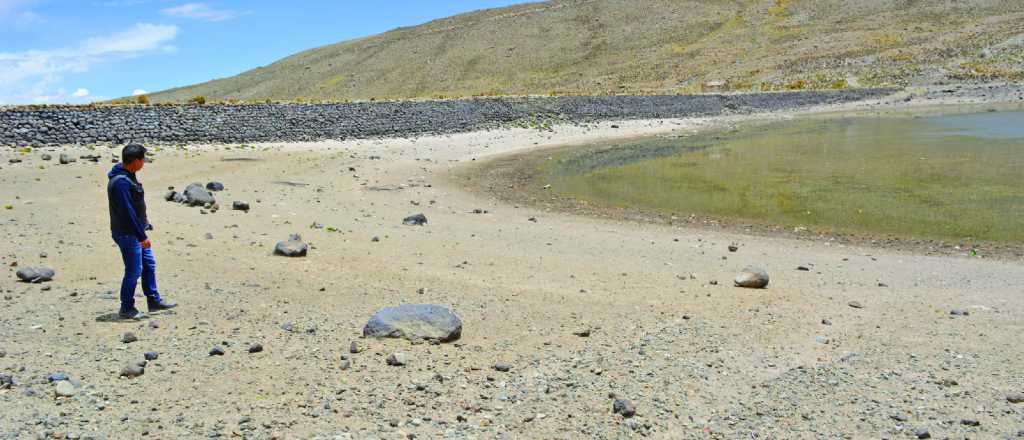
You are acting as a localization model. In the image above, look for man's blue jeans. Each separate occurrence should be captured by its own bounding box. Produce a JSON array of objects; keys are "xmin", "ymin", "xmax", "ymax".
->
[{"xmin": 113, "ymin": 234, "xmax": 161, "ymax": 312}]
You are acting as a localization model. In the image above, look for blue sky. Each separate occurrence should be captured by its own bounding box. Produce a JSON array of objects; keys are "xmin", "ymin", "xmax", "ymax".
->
[{"xmin": 0, "ymin": 0, "xmax": 533, "ymax": 104}]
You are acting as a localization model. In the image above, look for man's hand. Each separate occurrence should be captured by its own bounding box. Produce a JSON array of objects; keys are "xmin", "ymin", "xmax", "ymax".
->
[{"xmin": 140, "ymin": 239, "xmax": 152, "ymax": 249}]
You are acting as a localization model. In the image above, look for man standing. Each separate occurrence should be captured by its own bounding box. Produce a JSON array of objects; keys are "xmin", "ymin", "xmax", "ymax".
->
[{"xmin": 108, "ymin": 144, "xmax": 177, "ymax": 319}]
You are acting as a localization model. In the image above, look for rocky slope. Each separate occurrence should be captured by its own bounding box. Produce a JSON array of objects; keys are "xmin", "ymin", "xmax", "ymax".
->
[{"xmin": 147, "ymin": 0, "xmax": 1024, "ymax": 103}]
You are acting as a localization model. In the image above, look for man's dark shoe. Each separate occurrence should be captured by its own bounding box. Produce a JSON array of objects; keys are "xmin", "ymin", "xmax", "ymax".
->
[
  {"xmin": 147, "ymin": 299, "xmax": 177, "ymax": 312},
  {"xmin": 119, "ymin": 309, "xmax": 146, "ymax": 320}
]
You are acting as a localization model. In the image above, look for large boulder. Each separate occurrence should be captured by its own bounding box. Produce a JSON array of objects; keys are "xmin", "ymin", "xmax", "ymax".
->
[
  {"xmin": 16, "ymin": 267, "xmax": 55, "ymax": 283},
  {"xmin": 183, "ymin": 183, "xmax": 215, "ymax": 206},
  {"xmin": 274, "ymin": 234, "xmax": 308, "ymax": 257},
  {"xmin": 735, "ymin": 266, "xmax": 770, "ymax": 289},
  {"xmin": 363, "ymin": 304, "xmax": 462, "ymax": 342}
]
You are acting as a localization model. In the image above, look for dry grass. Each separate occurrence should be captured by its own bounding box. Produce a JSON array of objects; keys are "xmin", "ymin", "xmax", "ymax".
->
[{"xmin": 148, "ymin": 0, "xmax": 1024, "ymax": 103}]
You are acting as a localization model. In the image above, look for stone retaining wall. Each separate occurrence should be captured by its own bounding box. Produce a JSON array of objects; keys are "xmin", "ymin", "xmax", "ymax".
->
[{"xmin": 0, "ymin": 90, "xmax": 894, "ymax": 147}]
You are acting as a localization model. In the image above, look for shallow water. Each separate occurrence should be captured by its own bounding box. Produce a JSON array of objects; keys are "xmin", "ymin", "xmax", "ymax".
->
[{"xmin": 542, "ymin": 108, "xmax": 1024, "ymax": 242}]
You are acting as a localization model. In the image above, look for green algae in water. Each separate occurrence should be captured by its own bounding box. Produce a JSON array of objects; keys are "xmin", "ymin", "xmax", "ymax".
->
[{"xmin": 543, "ymin": 110, "xmax": 1024, "ymax": 243}]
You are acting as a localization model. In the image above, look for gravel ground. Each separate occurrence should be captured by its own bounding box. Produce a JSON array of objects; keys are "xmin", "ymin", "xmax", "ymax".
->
[{"xmin": 0, "ymin": 88, "xmax": 1022, "ymax": 439}]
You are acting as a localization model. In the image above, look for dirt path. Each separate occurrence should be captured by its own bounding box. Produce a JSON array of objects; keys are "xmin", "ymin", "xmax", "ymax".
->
[{"xmin": 1, "ymin": 103, "xmax": 1023, "ymax": 439}]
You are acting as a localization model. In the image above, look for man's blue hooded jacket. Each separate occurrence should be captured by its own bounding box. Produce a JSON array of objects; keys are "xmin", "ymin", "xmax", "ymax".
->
[{"xmin": 107, "ymin": 163, "xmax": 149, "ymax": 241}]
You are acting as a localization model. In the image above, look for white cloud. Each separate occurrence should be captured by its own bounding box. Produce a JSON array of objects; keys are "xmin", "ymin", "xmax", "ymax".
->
[
  {"xmin": 0, "ymin": 0, "xmax": 43, "ymax": 26},
  {"xmin": 132, "ymin": 89, "xmax": 148, "ymax": 96},
  {"xmin": 0, "ymin": 23, "xmax": 178, "ymax": 104},
  {"xmin": 72, "ymin": 88, "xmax": 90, "ymax": 98},
  {"xmin": 161, "ymin": 3, "xmax": 239, "ymax": 22}
]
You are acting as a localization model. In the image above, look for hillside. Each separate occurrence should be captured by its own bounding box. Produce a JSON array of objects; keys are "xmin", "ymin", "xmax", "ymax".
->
[{"xmin": 148, "ymin": 0, "xmax": 1024, "ymax": 103}]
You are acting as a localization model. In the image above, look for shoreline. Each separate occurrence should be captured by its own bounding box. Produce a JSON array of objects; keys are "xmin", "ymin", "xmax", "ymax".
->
[{"xmin": 450, "ymin": 99, "xmax": 1024, "ymax": 262}]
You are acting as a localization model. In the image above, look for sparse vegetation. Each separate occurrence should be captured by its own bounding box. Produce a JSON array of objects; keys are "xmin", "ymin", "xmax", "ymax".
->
[
  {"xmin": 189, "ymin": 96, "xmax": 206, "ymax": 105},
  {"xmin": 135, "ymin": 94, "xmax": 150, "ymax": 104},
  {"xmin": 134, "ymin": 0, "xmax": 1021, "ymax": 103}
]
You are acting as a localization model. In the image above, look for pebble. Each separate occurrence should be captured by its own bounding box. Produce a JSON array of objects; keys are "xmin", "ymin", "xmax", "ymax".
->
[
  {"xmin": 1007, "ymin": 393, "xmax": 1024, "ymax": 403},
  {"xmin": 914, "ymin": 427, "xmax": 931, "ymax": 439},
  {"xmin": 349, "ymin": 341, "xmax": 363, "ymax": 354},
  {"xmin": 386, "ymin": 352, "xmax": 408, "ymax": 366},
  {"xmin": 120, "ymin": 364, "xmax": 144, "ymax": 378},
  {"xmin": 144, "ymin": 352, "xmax": 159, "ymax": 361},
  {"xmin": 494, "ymin": 362, "xmax": 512, "ymax": 372},
  {"xmin": 573, "ymin": 328, "xmax": 592, "ymax": 337},
  {"xmin": 848, "ymin": 301, "xmax": 864, "ymax": 309},
  {"xmin": 209, "ymin": 346, "xmax": 226, "ymax": 356},
  {"xmin": 961, "ymin": 419, "xmax": 981, "ymax": 426},
  {"xmin": 54, "ymin": 381, "xmax": 77, "ymax": 398},
  {"xmin": 248, "ymin": 343, "xmax": 263, "ymax": 354},
  {"xmin": 950, "ymin": 309, "xmax": 969, "ymax": 316},
  {"xmin": 121, "ymin": 332, "xmax": 138, "ymax": 344},
  {"xmin": 47, "ymin": 373, "xmax": 69, "ymax": 382},
  {"xmin": 612, "ymin": 398, "xmax": 636, "ymax": 418}
]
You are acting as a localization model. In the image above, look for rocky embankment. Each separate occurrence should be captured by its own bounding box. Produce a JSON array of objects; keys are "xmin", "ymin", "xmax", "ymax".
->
[{"xmin": 0, "ymin": 89, "xmax": 893, "ymax": 147}]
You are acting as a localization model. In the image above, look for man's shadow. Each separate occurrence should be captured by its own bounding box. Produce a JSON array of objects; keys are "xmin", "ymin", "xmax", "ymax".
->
[{"xmin": 95, "ymin": 310, "xmax": 174, "ymax": 323}]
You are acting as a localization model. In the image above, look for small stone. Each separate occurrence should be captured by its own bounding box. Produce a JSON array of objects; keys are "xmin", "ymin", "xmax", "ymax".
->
[
  {"xmin": 612, "ymin": 399, "xmax": 636, "ymax": 418},
  {"xmin": 848, "ymin": 301, "xmax": 864, "ymax": 309},
  {"xmin": 349, "ymin": 341, "xmax": 363, "ymax": 354},
  {"xmin": 573, "ymin": 328, "xmax": 592, "ymax": 337},
  {"xmin": 403, "ymin": 213, "xmax": 428, "ymax": 226},
  {"xmin": 143, "ymin": 352, "xmax": 159, "ymax": 361},
  {"xmin": 339, "ymin": 358, "xmax": 351, "ymax": 370},
  {"xmin": 821, "ymin": 319, "xmax": 832, "ymax": 326},
  {"xmin": 797, "ymin": 266, "xmax": 810, "ymax": 271},
  {"xmin": 47, "ymin": 373, "xmax": 69, "ymax": 382},
  {"xmin": 727, "ymin": 245, "xmax": 738, "ymax": 252},
  {"xmin": 1007, "ymin": 393, "xmax": 1024, "ymax": 403},
  {"xmin": 386, "ymin": 352, "xmax": 408, "ymax": 366},
  {"xmin": 15, "ymin": 266, "xmax": 55, "ymax": 283},
  {"xmin": 121, "ymin": 332, "xmax": 138, "ymax": 344},
  {"xmin": 59, "ymin": 153, "xmax": 76, "ymax": 164},
  {"xmin": 232, "ymin": 201, "xmax": 250, "ymax": 211},
  {"xmin": 961, "ymin": 419, "xmax": 980, "ymax": 427},
  {"xmin": 54, "ymin": 381, "xmax": 77, "ymax": 398},
  {"xmin": 494, "ymin": 362, "xmax": 512, "ymax": 372},
  {"xmin": 815, "ymin": 336, "xmax": 830, "ymax": 345},
  {"xmin": 209, "ymin": 346, "xmax": 226, "ymax": 356},
  {"xmin": 273, "ymin": 234, "xmax": 308, "ymax": 257},
  {"xmin": 950, "ymin": 309, "xmax": 969, "ymax": 316},
  {"xmin": 734, "ymin": 266, "xmax": 769, "ymax": 289},
  {"xmin": 248, "ymin": 343, "xmax": 263, "ymax": 354},
  {"xmin": 0, "ymin": 373, "xmax": 12, "ymax": 389},
  {"xmin": 914, "ymin": 427, "xmax": 931, "ymax": 439},
  {"xmin": 120, "ymin": 364, "xmax": 144, "ymax": 378},
  {"xmin": 206, "ymin": 182, "xmax": 225, "ymax": 191}
]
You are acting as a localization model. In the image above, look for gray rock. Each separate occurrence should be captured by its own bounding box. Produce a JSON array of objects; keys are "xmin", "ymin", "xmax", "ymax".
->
[
  {"xmin": 232, "ymin": 201, "xmax": 250, "ymax": 211},
  {"xmin": 183, "ymin": 183, "xmax": 215, "ymax": 206},
  {"xmin": 815, "ymin": 336, "xmax": 830, "ymax": 345},
  {"xmin": 914, "ymin": 427, "xmax": 931, "ymax": 439},
  {"xmin": 54, "ymin": 381, "xmax": 76, "ymax": 398},
  {"xmin": 274, "ymin": 234, "xmax": 308, "ymax": 257},
  {"xmin": 120, "ymin": 364, "xmax": 144, "ymax": 378},
  {"xmin": 248, "ymin": 343, "xmax": 263, "ymax": 354},
  {"xmin": 494, "ymin": 362, "xmax": 512, "ymax": 372},
  {"xmin": 961, "ymin": 419, "xmax": 980, "ymax": 426},
  {"xmin": 205, "ymin": 182, "xmax": 225, "ymax": 191},
  {"xmin": 41, "ymin": 153, "xmax": 52, "ymax": 161},
  {"xmin": 59, "ymin": 153, "xmax": 75, "ymax": 164},
  {"xmin": 363, "ymin": 304, "xmax": 462, "ymax": 342},
  {"xmin": 209, "ymin": 346, "xmax": 226, "ymax": 356},
  {"xmin": 143, "ymin": 352, "xmax": 159, "ymax": 361},
  {"xmin": 349, "ymin": 340, "xmax": 363, "ymax": 354},
  {"xmin": 403, "ymin": 213, "xmax": 428, "ymax": 226},
  {"xmin": 120, "ymin": 332, "xmax": 138, "ymax": 344},
  {"xmin": 613, "ymin": 399, "xmax": 636, "ymax": 418},
  {"xmin": 573, "ymin": 328, "xmax": 592, "ymax": 337},
  {"xmin": 734, "ymin": 266, "xmax": 769, "ymax": 288},
  {"xmin": 0, "ymin": 373, "xmax": 13, "ymax": 389},
  {"xmin": 47, "ymin": 373, "xmax": 69, "ymax": 382},
  {"xmin": 15, "ymin": 266, "xmax": 55, "ymax": 283},
  {"xmin": 386, "ymin": 352, "xmax": 409, "ymax": 366},
  {"xmin": 1008, "ymin": 393, "xmax": 1024, "ymax": 403},
  {"xmin": 848, "ymin": 301, "xmax": 865, "ymax": 309},
  {"xmin": 950, "ymin": 309, "xmax": 969, "ymax": 316}
]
